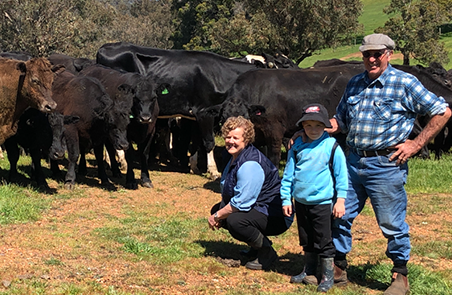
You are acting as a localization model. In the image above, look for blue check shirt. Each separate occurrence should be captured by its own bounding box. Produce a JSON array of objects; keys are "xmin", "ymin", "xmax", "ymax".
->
[{"xmin": 335, "ymin": 64, "xmax": 448, "ymax": 150}]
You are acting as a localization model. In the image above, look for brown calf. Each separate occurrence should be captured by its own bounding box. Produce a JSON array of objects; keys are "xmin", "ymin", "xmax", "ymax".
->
[{"xmin": 0, "ymin": 57, "xmax": 63, "ymax": 144}]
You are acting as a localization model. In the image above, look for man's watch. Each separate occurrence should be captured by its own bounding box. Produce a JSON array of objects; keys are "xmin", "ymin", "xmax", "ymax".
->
[{"xmin": 214, "ymin": 212, "xmax": 220, "ymax": 222}]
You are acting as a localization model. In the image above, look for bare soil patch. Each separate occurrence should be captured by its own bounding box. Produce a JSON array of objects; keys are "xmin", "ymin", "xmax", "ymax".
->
[{"xmin": 0, "ymin": 161, "xmax": 451, "ymax": 294}]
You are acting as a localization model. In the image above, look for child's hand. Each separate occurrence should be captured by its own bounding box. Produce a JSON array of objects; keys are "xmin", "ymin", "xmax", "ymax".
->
[
  {"xmin": 333, "ymin": 198, "xmax": 345, "ymax": 218},
  {"xmin": 282, "ymin": 205, "xmax": 292, "ymax": 217}
]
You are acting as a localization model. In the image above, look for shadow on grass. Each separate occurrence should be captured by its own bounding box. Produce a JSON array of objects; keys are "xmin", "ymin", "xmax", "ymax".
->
[
  {"xmin": 195, "ymin": 239, "xmax": 390, "ymax": 292},
  {"xmin": 346, "ymin": 263, "xmax": 388, "ymax": 292},
  {"xmin": 203, "ymin": 179, "xmax": 221, "ymax": 193},
  {"xmin": 0, "ymin": 165, "xmax": 59, "ymax": 194},
  {"xmin": 195, "ymin": 239, "xmax": 307, "ymax": 276}
]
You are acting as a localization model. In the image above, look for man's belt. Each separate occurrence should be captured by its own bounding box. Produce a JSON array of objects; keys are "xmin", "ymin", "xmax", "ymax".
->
[{"xmin": 352, "ymin": 148, "xmax": 393, "ymax": 157}]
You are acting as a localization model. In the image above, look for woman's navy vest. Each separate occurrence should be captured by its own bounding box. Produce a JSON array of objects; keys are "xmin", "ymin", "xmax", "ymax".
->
[{"xmin": 221, "ymin": 144, "xmax": 284, "ymax": 217}]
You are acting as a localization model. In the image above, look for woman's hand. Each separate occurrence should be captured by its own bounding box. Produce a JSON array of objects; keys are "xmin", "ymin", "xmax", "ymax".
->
[{"xmin": 208, "ymin": 214, "xmax": 220, "ymax": 230}]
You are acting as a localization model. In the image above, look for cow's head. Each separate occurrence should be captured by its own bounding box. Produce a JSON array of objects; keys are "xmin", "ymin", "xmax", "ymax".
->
[
  {"xmin": 127, "ymin": 77, "xmax": 160, "ymax": 125},
  {"xmin": 20, "ymin": 58, "xmax": 64, "ymax": 113},
  {"xmin": 105, "ymin": 86, "xmax": 133, "ymax": 151},
  {"xmin": 213, "ymin": 96, "xmax": 266, "ymax": 125},
  {"xmin": 47, "ymin": 112, "xmax": 79, "ymax": 160}
]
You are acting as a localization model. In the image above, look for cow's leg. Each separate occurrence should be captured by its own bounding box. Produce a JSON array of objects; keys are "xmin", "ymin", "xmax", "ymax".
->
[
  {"xmin": 93, "ymin": 143, "xmax": 113, "ymax": 187},
  {"xmin": 193, "ymin": 116, "xmax": 221, "ymax": 180},
  {"xmin": 125, "ymin": 145, "xmax": 138, "ymax": 190},
  {"xmin": 207, "ymin": 150, "xmax": 221, "ymax": 180},
  {"xmin": 137, "ymin": 137, "xmax": 153, "ymax": 188},
  {"xmin": 64, "ymin": 130, "xmax": 79, "ymax": 190},
  {"xmin": 78, "ymin": 152, "xmax": 87, "ymax": 176},
  {"xmin": 265, "ymin": 126, "xmax": 284, "ymax": 168},
  {"xmin": 269, "ymin": 139, "xmax": 283, "ymax": 168},
  {"xmin": 116, "ymin": 149, "xmax": 127, "ymax": 172},
  {"xmin": 105, "ymin": 140, "xmax": 122, "ymax": 177},
  {"xmin": 29, "ymin": 147, "xmax": 49, "ymax": 190},
  {"xmin": 172, "ymin": 118, "xmax": 193, "ymax": 171},
  {"xmin": 50, "ymin": 159, "xmax": 63, "ymax": 180},
  {"xmin": 4, "ymin": 138, "xmax": 20, "ymax": 183}
]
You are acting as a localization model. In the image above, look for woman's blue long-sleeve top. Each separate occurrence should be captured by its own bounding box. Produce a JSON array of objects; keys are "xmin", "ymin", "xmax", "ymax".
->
[
  {"xmin": 220, "ymin": 144, "xmax": 283, "ymax": 216},
  {"xmin": 280, "ymin": 131, "xmax": 348, "ymax": 206}
]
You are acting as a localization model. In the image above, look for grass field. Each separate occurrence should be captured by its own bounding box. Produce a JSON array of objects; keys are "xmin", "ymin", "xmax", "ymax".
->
[
  {"xmin": 299, "ymin": 0, "xmax": 452, "ymax": 70},
  {"xmin": 0, "ymin": 151, "xmax": 451, "ymax": 295}
]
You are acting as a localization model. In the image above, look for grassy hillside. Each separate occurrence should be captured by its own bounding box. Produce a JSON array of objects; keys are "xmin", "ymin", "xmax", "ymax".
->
[{"xmin": 299, "ymin": 0, "xmax": 452, "ymax": 70}]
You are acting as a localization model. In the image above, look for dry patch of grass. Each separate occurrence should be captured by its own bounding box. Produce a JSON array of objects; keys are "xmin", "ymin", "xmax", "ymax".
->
[{"xmin": 0, "ymin": 157, "xmax": 451, "ymax": 294}]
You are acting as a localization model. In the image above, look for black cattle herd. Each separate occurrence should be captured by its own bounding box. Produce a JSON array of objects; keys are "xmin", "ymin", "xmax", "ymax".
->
[{"xmin": 0, "ymin": 46, "xmax": 451, "ymax": 191}]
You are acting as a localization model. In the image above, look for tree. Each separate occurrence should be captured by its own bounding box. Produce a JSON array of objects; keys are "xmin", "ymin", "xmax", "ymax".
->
[
  {"xmin": 171, "ymin": 0, "xmax": 363, "ymax": 63},
  {"xmin": 376, "ymin": 0, "xmax": 452, "ymax": 66},
  {"xmin": 171, "ymin": 0, "xmax": 237, "ymax": 51},
  {"xmin": 110, "ymin": 0, "xmax": 174, "ymax": 50},
  {"xmin": 0, "ymin": 0, "xmax": 174, "ymax": 58},
  {"xmin": 0, "ymin": 0, "xmax": 82, "ymax": 57}
]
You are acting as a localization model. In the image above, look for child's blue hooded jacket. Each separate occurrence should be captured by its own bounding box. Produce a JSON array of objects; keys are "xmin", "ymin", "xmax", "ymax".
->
[{"xmin": 280, "ymin": 131, "xmax": 348, "ymax": 206}]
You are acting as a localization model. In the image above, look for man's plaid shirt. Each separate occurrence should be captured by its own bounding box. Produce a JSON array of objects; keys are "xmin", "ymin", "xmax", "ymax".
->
[{"xmin": 335, "ymin": 64, "xmax": 448, "ymax": 151}]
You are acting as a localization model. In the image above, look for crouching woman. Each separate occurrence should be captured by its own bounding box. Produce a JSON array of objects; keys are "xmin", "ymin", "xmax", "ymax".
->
[{"xmin": 208, "ymin": 116, "xmax": 293, "ymax": 270}]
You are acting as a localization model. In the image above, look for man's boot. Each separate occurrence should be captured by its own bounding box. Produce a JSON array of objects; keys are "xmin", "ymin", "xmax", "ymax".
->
[
  {"xmin": 384, "ymin": 272, "xmax": 410, "ymax": 295},
  {"xmin": 334, "ymin": 264, "xmax": 348, "ymax": 285},
  {"xmin": 290, "ymin": 252, "xmax": 318, "ymax": 285},
  {"xmin": 245, "ymin": 235, "xmax": 278, "ymax": 270},
  {"xmin": 334, "ymin": 255, "xmax": 348, "ymax": 285},
  {"xmin": 317, "ymin": 257, "xmax": 334, "ymax": 293}
]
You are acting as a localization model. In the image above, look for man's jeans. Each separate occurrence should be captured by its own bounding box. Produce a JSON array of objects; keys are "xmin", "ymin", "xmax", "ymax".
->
[{"xmin": 332, "ymin": 151, "xmax": 410, "ymax": 265}]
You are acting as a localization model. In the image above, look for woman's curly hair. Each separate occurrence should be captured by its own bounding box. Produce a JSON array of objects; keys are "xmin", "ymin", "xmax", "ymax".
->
[{"xmin": 221, "ymin": 116, "xmax": 255, "ymax": 146}]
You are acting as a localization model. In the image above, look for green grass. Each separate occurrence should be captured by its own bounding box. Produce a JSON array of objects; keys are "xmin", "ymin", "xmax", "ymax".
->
[
  {"xmin": 0, "ymin": 183, "xmax": 51, "ymax": 224},
  {"xmin": 359, "ymin": 0, "xmax": 391, "ymax": 36},
  {"xmin": 405, "ymin": 154, "xmax": 452, "ymax": 194},
  {"xmin": 0, "ymin": 152, "xmax": 451, "ymax": 294},
  {"xmin": 95, "ymin": 213, "xmax": 207, "ymax": 264}
]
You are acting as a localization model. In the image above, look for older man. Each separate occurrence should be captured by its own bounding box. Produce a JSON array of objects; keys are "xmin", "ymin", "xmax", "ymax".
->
[{"xmin": 329, "ymin": 34, "xmax": 451, "ymax": 295}]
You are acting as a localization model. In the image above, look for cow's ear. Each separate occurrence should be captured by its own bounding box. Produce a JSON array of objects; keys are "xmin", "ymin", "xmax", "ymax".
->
[
  {"xmin": 16, "ymin": 62, "xmax": 27, "ymax": 74},
  {"xmin": 156, "ymin": 83, "xmax": 170, "ymax": 95},
  {"xmin": 118, "ymin": 83, "xmax": 133, "ymax": 94},
  {"xmin": 136, "ymin": 53, "xmax": 160, "ymax": 74},
  {"xmin": 203, "ymin": 104, "xmax": 222, "ymax": 117},
  {"xmin": 74, "ymin": 58, "xmax": 93, "ymax": 71},
  {"xmin": 64, "ymin": 115, "xmax": 80, "ymax": 125},
  {"xmin": 51, "ymin": 64, "xmax": 66, "ymax": 74},
  {"xmin": 249, "ymin": 105, "xmax": 266, "ymax": 116}
]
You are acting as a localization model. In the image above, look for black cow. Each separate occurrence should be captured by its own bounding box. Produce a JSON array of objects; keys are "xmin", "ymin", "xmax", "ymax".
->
[
  {"xmin": 214, "ymin": 62, "xmax": 452, "ymax": 167},
  {"xmin": 48, "ymin": 53, "xmax": 95, "ymax": 74},
  {"xmin": 4, "ymin": 108, "xmax": 78, "ymax": 190},
  {"xmin": 233, "ymin": 52, "xmax": 297, "ymax": 69},
  {"xmin": 312, "ymin": 58, "xmax": 452, "ymax": 89},
  {"xmin": 51, "ymin": 71, "xmax": 130, "ymax": 189},
  {"xmin": 96, "ymin": 42, "xmax": 261, "ymax": 178},
  {"xmin": 0, "ymin": 51, "xmax": 32, "ymax": 61},
  {"xmin": 79, "ymin": 64, "xmax": 160, "ymax": 189}
]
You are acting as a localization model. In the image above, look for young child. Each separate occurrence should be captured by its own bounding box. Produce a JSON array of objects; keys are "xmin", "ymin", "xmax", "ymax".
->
[{"xmin": 281, "ymin": 103, "xmax": 348, "ymax": 293}]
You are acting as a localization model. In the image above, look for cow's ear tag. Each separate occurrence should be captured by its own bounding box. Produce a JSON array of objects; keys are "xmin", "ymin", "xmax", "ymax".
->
[{"xmin": 161, "ymin": 88, "xmax": 169, "ymax": 95}]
